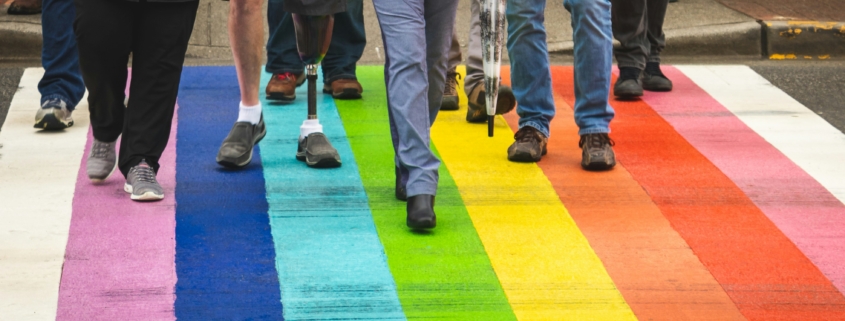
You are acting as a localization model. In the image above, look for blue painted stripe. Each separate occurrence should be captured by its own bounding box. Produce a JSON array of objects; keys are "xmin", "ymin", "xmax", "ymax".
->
[
  {"xmin": 259, "ymin": 70, "xmax": 406, "ymax": 320},
  {"xmin": 175, "ymin": 66, "xmax": 284, "ymax": 320}
]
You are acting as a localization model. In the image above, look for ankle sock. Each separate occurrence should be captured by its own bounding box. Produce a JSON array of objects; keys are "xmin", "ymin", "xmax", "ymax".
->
[
  {"xmin": 237, "ymin": 101, "xmax": 262, "ymax": 125},
  {"xmin": 619, "ymin": 67, "xmax": 641, "ymax": 81}
]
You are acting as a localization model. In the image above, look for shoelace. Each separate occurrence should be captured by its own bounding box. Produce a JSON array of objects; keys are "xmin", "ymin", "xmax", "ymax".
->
[
  {"xmin": 91, "ymin": 141, "xmax": 112, "ymax": 158},
  {"xmin": 514, "ymin": 127, "xmax": 541, "ymax": 143},
  {"xmin": 580, "ymin": 133, "xmax": 615, "ymax": 148},
  {"xmin": 131, "ymin": 162, "xmax": 158, "ymax": 184},
  {"xmin": 445, "ymin": 72, "xmax": 461, "ymax": 93}
]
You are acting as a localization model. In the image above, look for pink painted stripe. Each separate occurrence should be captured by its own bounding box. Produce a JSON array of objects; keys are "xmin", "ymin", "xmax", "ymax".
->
[
  {"xmin": 639, "ymin": 66, "xmax": 845, "ymax": 294},
  {"xmin": 57, "ymin": 81, "xmax": 178, "ymax": 319}
]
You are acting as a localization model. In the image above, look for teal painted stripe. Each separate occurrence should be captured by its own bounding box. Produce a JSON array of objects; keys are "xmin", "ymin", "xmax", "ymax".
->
[{"xmin": 258, "ymin": 70, "xmax": 406, "ymax": 320}]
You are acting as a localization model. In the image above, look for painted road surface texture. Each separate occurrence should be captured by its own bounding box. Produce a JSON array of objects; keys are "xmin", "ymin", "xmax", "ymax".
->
[{"xmin": 1, "ymin": 65, "xmax": 845, "ymax": 320}]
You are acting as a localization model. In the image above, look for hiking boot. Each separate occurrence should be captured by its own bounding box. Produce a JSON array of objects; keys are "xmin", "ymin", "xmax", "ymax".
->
[
  {"xmin": 296, "ymin": 132, "xmax": 342, "ymax": 168},
  {"xmin": 323, "ymin": 78, "xmax": 362, "ymax": 99},
  {"xmin": 507, "ymin": 126, "xmax": 548, "ymax": 162},
  {"xmin": 580, "ymin": 133, "xmax": 616, "ymax": 171},
  {"xmin": 466, "ymin": 82, "xmax": 516, "ymax": 123},
  {"xmin": 407, "ymin": 194, "xmax": 436, "ymax": 229},
  {"xmin": 441, "ymin": 71, "xmax": 461, "ymax": 111},
  {"xmin": 642, "ymin": 62, "xmax": 673, "ymax": 92},
  {"xmin": 124, "ymin": 160, "xmax": 164, "ymax": 201},
  {"xmin": 216, "ymin": 117, "xmax": 266, "ymax": 168},
  {"xmin": 6, "ymin": 0, "xmax": 41, "ymax": 15},
  {"xmin": 34, "ymin": 98, "xmax": 74, "ymax": 130},
  {"xmin": 86, "ymin": 139, "xmax": 117, "ymax": 183},
  {"xmin": 266, "ymin": 72, "xmax": 305, "ymax": 101},
  {"xmin": 613, "ymin": 67, "xmax": 643, "ymax": 99}
]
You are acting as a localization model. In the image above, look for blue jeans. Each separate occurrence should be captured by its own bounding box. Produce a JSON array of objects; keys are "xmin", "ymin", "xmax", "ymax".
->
[
  {"xmin": 505, "ymin": 0, "xmax": 613, "ymax": 137},
  {"xmin": 40, "ymin": 0, "xmax": 85, "ymax": 110},
  {"xmin": 266, "ymin": 0, "xmax": 366, "ymax": 84}
]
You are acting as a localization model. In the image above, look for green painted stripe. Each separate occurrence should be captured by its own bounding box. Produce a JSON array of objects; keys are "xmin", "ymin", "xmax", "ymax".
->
[{"xmin": 334, "ymin": 66, "xmax": 517, "ymax": 320}]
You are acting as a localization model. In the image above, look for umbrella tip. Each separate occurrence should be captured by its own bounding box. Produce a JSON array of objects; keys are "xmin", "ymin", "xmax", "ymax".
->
[{"xmin": 488, "ymin": 116, "xmax": 494, "ymax": 137}]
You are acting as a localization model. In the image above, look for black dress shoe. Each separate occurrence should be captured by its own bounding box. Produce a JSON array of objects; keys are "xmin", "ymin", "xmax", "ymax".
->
[
  {"xmin": 395, "ymin": 167, "xmax": 407, "ymax": 201},
  {"xmin": 406, "ymin": 194, "xmax": 436, "ymax": 229}
]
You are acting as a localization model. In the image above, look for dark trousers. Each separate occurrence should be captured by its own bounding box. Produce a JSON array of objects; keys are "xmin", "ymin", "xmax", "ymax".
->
[
  {"xmin": 266, "ymin": 0, "xmax": 366, "ymax": 84},
  {"xmin": 611, "ymin": 0, "xmax": 668, "ymax": 70},
  {"xmin": 39, "ymin": 0, "xmax": 85, "ymax": 110},
  {"xmin": 74, "ymin": 0, "xmax": 198, "ymax": 177}
]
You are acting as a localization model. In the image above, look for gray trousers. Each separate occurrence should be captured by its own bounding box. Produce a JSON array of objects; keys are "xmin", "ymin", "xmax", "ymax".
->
[
  {"xmin": 611, "ymin": 0, "xmax": 668, "ymax": 70},
  {"xmin": 372, "ymin": 0, "xmax": 458, "ymax": 197}
]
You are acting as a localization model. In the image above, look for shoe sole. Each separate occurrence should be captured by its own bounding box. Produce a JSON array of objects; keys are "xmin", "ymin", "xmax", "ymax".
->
[
  {"xmin": 508, "ymin": 148, "xmax": 548, "ymax": 163},
  {"xmin": 215, "ymin": 128, "xmax": 267, "ymax": 168},
  {"xmin": 124, "ymin": 183, "xmax": 164, "ymax": 201},
  {"xmin": 266, "ymin": 93, "xmax": 296, "ymax": 101},
  {"xmin": 324, "ymin": 88, "xmax": 362, "ymax": 100},
  {"xmin": 304, "ymin": 155, "xmax": 342, "ymax": 168},
  {"xmin": 581, "ymin": 160, "xmax": 616, "ymax": 171},
  {"xmin": 440, "ymin": 96, "xmax": 459, "ymax": 111},
  {"xmin": 88, "ymin": 163, "xmax": 117, "ymax": 183},
  {"xmin": 407, "ymin": 217, "xmax": 436, "ymax": 229},
  {"xmin": 34, "ymin": 113, "xmax": 73, "ymax": 130},
  {"xmin": 643, "ymin": 84, "xmax": 673, "ymax": 92}
]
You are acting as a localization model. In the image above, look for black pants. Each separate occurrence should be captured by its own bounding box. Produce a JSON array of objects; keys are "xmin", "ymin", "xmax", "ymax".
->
[
  {"xmin": 74, "ymin": 0, "xmax": 198, "ymax": 177},
  {"xmin": 611, "ymin": 0, "xmax": 669, "ymax": 70}
]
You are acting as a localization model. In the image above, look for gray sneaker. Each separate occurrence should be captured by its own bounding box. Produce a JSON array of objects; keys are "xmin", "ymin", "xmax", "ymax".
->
[
  {"xmin": 124, "ymin": 160, "xmax": 164, "ymax": 201},
  {"xmin": 580, "ymin": 133, "xmax": 616, "ymax": 171},
  {"xmin": 34, "ymin": 98, "xmax": 74, "ymax": 130},
  {"xmin": 216, "ymin": 118, "xmax": 267, "ymax": 168},
  {"xmin": 87, "ymin": 139, "xmax": 117, "ymax": 182},
  {"xmin": 296, "ymin": 132, "xmax": 341, "ymax": 168}
]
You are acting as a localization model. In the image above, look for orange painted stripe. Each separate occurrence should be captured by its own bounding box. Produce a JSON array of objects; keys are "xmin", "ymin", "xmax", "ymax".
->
[
  {"xmin": 502, "ymin": 66, "xmax": 745, "ymax": 320},
  {"xmin": 549, "ymin": 66, "xmax": 845, "ymax": 319}
]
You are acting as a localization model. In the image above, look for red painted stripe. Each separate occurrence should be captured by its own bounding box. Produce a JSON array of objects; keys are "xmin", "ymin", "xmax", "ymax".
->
[{"xmin": 550, "ymin": 66, "xmax": 845, "ymax": 320}]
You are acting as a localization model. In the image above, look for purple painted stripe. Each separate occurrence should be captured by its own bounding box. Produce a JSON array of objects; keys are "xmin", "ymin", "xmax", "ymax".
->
[
  {"xmin": 640, "ymin": 66, "xmax": 845, "ymax": 294},
  {"xmin": 57, "ymin": 100, "xmax": 178, "ymax": 320}
]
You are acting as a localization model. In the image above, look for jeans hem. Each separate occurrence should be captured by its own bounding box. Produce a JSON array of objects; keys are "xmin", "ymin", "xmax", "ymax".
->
[
  {"xmin": 325, "ymin": 74, "xmax": 357, "ymax": 85},
  {"xmin": 578, "ymin": 127, "xmax": 611, "ymax": 136},
  {"xmin": 265, "ymin": 67, "xmax": 305, "ymax": 75},
  {"xmin": 520, "ymin": 121, "xmax": 550, "ymax": 138},
  {"xmin": 41, "ymin": 94, "xmax": 75, "ymax": 111}
]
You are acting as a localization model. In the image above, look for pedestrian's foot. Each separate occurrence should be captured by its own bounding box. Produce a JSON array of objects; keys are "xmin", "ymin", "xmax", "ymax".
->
[
  {"xmin": 296, "ymin": 132, "xmax": 341, "ymax": 168},
  {"xmin": 6, "ymin": 0, "xmax": 41, "ymax": 15},
  {"xmin": 407, "ymin": 194, "xmax": 436, "ymax": 229},
  {"xmin": 323, "ymin": 78, "xmax": 362, "ymax": 99},
  {"xmin": 580, "ymin": 133, "xmax": 616, "ymax": 171},
  {"xmin": 614, "ymin": 67, "xmax": 643, "ymax": 99},
  {"xmin": 507, "ymin": 126, "xmax": 548, "ymax": 162},
  {"xmin": 642, "ymin": 62, "xmax": 673, "ymax": 92},
  {"xmin": 34, "ymin": 98, "xmax": 74, "ymax": 130},
  {"xmin": 87, "ymin": 139, "xmax": 117, "ymax": 183},
  {"xmin": 216, "ymin": 117, "xmax": 266, "ymax": 168},
  {"xmin": 441, "ymin": 71, "xmax": 461, "ymax": 111},
  {"xmin": 395, "ymin": 166, "xmax": 407, "ymax": 201},
  {"xmin": 124, "ymin": 160, "xmax": 164, "ymax": 201},
  {"xmin": 466, "ymin": 83, "xmax": 516, "ymax": 123},
  {"xmin": 266, "ymin": 72, "xmax": 304, "ymax": 101}
]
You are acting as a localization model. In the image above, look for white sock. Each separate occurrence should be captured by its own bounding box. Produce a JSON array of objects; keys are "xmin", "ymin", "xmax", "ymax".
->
[{"xmin": 237, "ymin": 101, "xmax": 262, "ymax": 124}]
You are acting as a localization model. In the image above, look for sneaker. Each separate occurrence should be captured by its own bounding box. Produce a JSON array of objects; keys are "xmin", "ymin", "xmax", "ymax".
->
[
  {"xmin": 216, "ymin": 117, "xmax": 267, "ymax": 168},
  {"xmin": 124, "ymin": 160, "xmax": 164, "ymax": 201},
  {"xmin": 507, "ymin": 126, "xmax": 548, "ymax": 162},
  {"xmin": 266, "ymin": 72, "xmax": 305, "ymax": 101},
  {"xmin": 441, "ymin": 71, "xmax": 461, "ymax": 111},
  {"xmin": 34, "ymin": 99, "xmax": 74, "ymax": 130},
  {"xmin": 322, "ymin": 78, "xmax": 363, "ymax": 99},
  {"xmin": 296, "ymin": 132, "xmax": 341, "ymax": 168},
  {"xmin": 466, "ymin": 82, "xmax": 516, "ymax": 123},
  {"xmin": 613, "ymin": 67, "xmax": 643, "ymax": 99},
  {"xmin": 580, "ymin": 133, "xmax": 616, "ymax": 170},
  {"xmin": 642, "ymin": 62, "xmax": 673, "ymax": 92},
  {"xmin": 86, "ymin": 139, "xmax": 117, "ymax": 182}
]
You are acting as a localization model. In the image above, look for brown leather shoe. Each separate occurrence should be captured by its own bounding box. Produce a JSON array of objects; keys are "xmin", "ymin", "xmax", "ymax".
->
[
  {"xmin": 265, "ymin": 72, "xmax": 304, "ymax": 101},
  {"xmin": 7, "ymin": 0, "xmax": 42, "ymax": 14},
  {"xmin": 322, "ymin": 78, "xmax": 362, "ymax": 99}
]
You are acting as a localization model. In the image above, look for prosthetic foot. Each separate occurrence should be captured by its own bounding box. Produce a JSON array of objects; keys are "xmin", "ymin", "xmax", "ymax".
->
[{"xmin": 292, "ymin": 13, "xmax": 341, "ymax": 168}]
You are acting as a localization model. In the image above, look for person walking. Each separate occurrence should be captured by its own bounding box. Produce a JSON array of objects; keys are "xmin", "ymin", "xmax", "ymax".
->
[{"xmin": 611, "ymin": 0, "xmax": 673, "ymax": 98}]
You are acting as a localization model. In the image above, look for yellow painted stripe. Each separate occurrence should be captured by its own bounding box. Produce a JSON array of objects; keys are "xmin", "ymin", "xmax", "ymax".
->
[{"xmin": 430, "ymin": 67, "xmax": 636, "ymax": 320}]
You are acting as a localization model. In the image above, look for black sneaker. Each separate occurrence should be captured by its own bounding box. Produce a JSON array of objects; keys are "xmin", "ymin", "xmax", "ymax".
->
[
  {"xmin": 613, "ymin": 67, "xmax": 643, "ymax": 99},
  {"xmin": 296, "ymin": 132, "xmax": 341, "ymax": 168},
  {"xmin": 34, "ymin": 98, "xmax": 74, "ymax": 130},
  {"xmin": 441, "ymin": 71, "xmax": 461, "ymax": 111},
  {"xmin": 580, "ymin": 133, "xmax": 616, "ymax": 171},
  {"xmin": 507, "ymin": 126, "xmax": 548, "ymax": 162},
  {"xmin": 216, "ymin": 117, "xmax": 266, "ymax": 168},
  {"xmin": 642, "ymin": 62, "xmax": 673, "ymax": 92},
  {"xmin": 466, "ymin": 83, "xmax": 516, "ymax": 123},
  {"xmin": 407, "ymin": 194, "xmax": 436, "ymax": 229}
]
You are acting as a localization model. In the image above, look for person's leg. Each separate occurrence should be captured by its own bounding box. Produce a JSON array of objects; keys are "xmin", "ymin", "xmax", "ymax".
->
[
  {"xmin": 440, "ymin": 29, "xmax": 461, "ymax": 111},
  {"xmin": 610, "ymin": 0, "xmax": 647, "ymax": 97},
  {"xmin": 318, "ymin": 0, "xmax": 365, "ymax": 99},
  {"xmin": 35, "ymin": 0, "xmax": 86, "ymax": 129},
  {"xmin": 423, "ymin": 0, "xmax": 458, "ymax": 124},
  {"xmin": 119, "ymin": 0, "xmax": 198, "ymax": 177},
  {"xmin": 264, "ymin": 0, "xmax": 306, "ymax": 101},
  {"xmin": 642, "ymin": 0, "xmax": 673, "ymax": 91},
  {"xmin": 564, "ymin": 0, "xmax": 616, "ymax": 170}
]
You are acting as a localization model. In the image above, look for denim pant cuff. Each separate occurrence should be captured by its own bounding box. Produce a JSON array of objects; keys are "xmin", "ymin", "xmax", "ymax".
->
[
  {"xmin": 265, "ymin": 67, "xmax": 305, "ymax": 75},
  {"xmin": 407, "ymin": 185, "xmax": 437, "ymax": 198},
  {"xmin": 324, "ymin": 73, "xmax": 357, "ymax": 85},
  {"xmin": 520, "ymin": 121, "xmax": 550, "ymax": 138},
  {"xmin": 578, "ymin": 126, "xmax": 610, "ymax": 136},
  {"xmin": 41, "ymin": 94, "xmax": 75, "ymax": 111}
]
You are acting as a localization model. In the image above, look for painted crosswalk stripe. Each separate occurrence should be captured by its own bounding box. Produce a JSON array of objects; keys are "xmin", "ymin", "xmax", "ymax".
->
[
  {"xmin": 644, "ymin": 66, "xmax": 845, "ymax": 295},
  {"xmin": 336, "ymin": 66, "xmax": 518, "ymax": 320},
  {"xmin": 174, "ymin": 66, "xmax": 284, "ymax": 319},
  {"xmin": 258, "ymin": 70, "xmax": 406, "ymax": 320},
  {"xmin": 0, "ymin": 68, "xmax": 89, "ymax": 320},
  {"xmin": 431, "ymin": 67, "xmax": 636, "ymax": 320}
]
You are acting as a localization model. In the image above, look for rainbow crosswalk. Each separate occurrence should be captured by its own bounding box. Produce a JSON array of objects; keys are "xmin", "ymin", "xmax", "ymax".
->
[{"xmin": 1, "ymin": 65, "xmax": 845, "ymax": 320}]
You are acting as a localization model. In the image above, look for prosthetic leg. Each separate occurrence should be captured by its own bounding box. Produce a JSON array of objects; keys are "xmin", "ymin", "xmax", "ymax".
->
[{"xmin": 292, "ymin": 13, "xmax": 342, "ymax": 168}]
